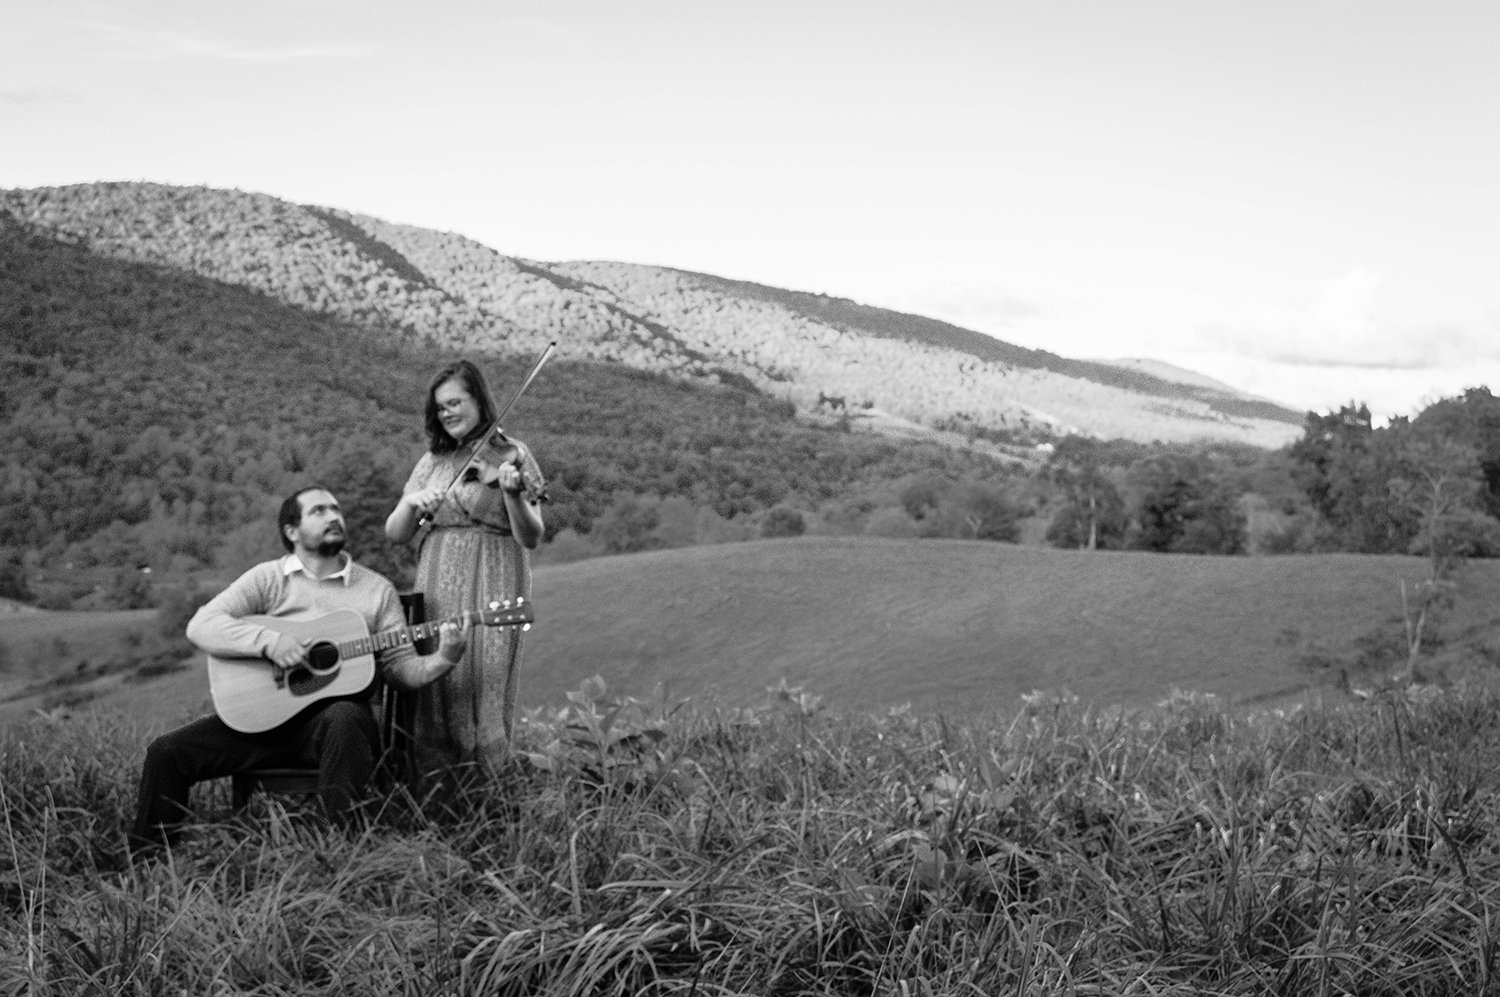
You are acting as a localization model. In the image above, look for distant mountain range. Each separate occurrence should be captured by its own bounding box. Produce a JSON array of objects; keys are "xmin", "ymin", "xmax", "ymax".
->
[
  {"xmin": 0, "ymin": 181, "xmax": 1304, "ymax": 448},
  {"xmin": 1093, "ymin": 357, "xmax": 1264, "ymax": 396}
]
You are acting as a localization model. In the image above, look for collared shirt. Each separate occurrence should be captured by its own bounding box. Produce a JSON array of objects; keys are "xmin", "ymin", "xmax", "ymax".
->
[{"xmin": 280, "ymin": 551, "xmax": 354, "ymax": 586}]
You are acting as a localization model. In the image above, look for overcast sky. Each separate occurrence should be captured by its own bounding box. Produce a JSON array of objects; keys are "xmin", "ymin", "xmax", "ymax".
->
[{"xmin": 5, "ymin": 0, "xmax": 1497, "ymax": 421}]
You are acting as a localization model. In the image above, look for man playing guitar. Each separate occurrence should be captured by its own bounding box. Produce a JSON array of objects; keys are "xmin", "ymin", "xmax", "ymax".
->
[{"xmin": 129, "ymin": 485, "xmax": 471, "ymax": 857}]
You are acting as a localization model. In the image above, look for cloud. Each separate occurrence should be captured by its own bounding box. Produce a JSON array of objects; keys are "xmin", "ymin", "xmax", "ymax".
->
[
  {"xmin": 167, "ymin": 36, "xmax": 374, "ymax": 62},
  {"xmin": 0, "ymin": 86, "xmax": 76, "ymax": 106},
  {"xmin": 81, "ymin": 19, "xmax": 373, "ymax": 62},
  {"xmin": 1204, "ymin": 268, "xmax": 1499, "ymax": 372},
  {"xmin": 1307, "ymin": 267, "xmax": 1380, "ymax": 350},
  {"xmin": 1177, "ymin": 349, "xmax": 1500, "ymax": 423}
]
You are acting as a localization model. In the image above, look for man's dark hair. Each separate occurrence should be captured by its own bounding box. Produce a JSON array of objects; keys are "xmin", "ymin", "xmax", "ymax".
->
[
  {"xmin": 277, "ymin": 485, "xmax": 328, "ymax": 552},
  {"xmin": 424, "ymin": 359, "xmax": 498, "ymax": 455}
]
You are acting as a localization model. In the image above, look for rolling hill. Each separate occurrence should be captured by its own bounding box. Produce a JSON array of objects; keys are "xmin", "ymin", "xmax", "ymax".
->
[
  {"xmin": 8, "ymin": 538, "xmax": 1497, "ymax": 730},
  {"xmin": 523, "ymin": 538, "xmax": 1500, "ymax": 713},
  {"xmin": 0, "ymin": 180, "xmax": 1304, "ymax": 448}
]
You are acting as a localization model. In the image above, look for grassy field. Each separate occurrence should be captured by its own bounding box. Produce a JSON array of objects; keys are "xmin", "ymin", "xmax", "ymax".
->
[
  {"xmin": 8, "ymin": 666, "xmax": 1500, "ymax": 994},
  {"xmin": 6, "ymin": 540, "xmax": 1500, "ymax": 993},
  {"xmin": 6, "ymin": 538, "xmax": 1500, "ymax": 733},
  {"xmin": 523, "ymin": 538, "xmax": 1500, "ymax": 715},
  {"xmin": 0, "ymin": 608, "xmax": 156, "ymax": 686},
  {"xmin": 0, "ymin": 607, "xmax": 163, "ymax": 724}
]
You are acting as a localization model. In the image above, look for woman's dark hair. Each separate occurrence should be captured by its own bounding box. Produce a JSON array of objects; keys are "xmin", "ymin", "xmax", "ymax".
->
[{"xmin": 424, "ymin": 360, "xmax": 498, "ymax": 454}]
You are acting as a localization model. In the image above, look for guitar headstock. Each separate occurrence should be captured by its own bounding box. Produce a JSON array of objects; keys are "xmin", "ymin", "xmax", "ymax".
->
[{"xmin": 481, "ymin": 597, "xmax": 534, "ymax": 629}]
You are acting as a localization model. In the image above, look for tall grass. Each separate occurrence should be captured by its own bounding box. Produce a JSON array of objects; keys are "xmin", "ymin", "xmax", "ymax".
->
[{"xmin": 6, "ymin": 678, "xmax": 1500, "ymax": 995}]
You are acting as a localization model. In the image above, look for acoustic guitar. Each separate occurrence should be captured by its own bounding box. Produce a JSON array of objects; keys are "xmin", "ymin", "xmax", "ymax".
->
[{"xmin": 207, "ymin": 598, "xmax": 533, "ymax": 733}]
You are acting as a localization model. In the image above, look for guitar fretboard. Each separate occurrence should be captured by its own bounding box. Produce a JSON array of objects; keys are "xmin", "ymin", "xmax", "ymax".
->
[{"xmin": 337, "ymin": 611, "xmax": 483, "ymax": 659}]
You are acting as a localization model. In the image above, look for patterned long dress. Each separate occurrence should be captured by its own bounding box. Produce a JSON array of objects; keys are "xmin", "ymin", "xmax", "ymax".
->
[{"xmin": 399, "ymin": 442, "xmax": 544, "ymax": 789}]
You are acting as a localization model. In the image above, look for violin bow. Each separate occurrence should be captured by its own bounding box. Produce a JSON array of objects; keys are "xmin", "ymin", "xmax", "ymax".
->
[
  {"xmin": 492, "ymin": 340, "xmax": 558, "ymax": 429},
  {"xmin": 420, "ymin": 341, "xmax": 557, "ymax": 524}
]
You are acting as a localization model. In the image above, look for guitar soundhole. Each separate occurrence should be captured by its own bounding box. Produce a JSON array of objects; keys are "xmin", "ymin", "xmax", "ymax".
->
[
  {"xmin": 305, "ymin": 641, "xmax": 340, "ymax": 674},
  {"xmin": 286, "ymin": 668, "xmax": 338, "ymax": 697}
]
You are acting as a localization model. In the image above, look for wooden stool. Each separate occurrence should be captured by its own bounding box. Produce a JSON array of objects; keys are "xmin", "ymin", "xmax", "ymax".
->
[{"xmin": 231, "ymin": 766, "xmax": 319, "ymax": 809}]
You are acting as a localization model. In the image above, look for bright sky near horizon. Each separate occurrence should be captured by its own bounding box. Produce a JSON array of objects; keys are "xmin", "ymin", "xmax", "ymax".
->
[{"xmin": 4, "ymin": 1, "xmax": 1497, "ymax": 422}]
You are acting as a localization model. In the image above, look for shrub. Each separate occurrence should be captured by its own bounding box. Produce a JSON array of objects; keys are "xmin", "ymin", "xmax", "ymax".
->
[
  {"xmin": 761, "ymin": 506, "xmax": 806, "ymax": 538},
  {"xmin": 156, "ymin": 583, "xmax": 213, "ymax": 640}
]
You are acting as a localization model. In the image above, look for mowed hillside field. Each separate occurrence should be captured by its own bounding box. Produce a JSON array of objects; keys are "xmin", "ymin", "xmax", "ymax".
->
[
  {"xmin": 522, "ymin": 538, "xmax": 1500, "ymax": 713},
  {"xmin": 6, "ymin": 538, "xmax": 1497, "ymax": 730}
]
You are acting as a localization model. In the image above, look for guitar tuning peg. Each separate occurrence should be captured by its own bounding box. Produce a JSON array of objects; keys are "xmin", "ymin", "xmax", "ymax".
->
[{"xmin": 521, "ymin": 623, "xmax": 531, "ymax": 632}]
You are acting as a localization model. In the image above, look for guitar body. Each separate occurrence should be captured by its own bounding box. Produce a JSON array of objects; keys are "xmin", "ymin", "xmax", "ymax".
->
[
  {"xmin": 208, "ymin": 611, "xmax": 376, "ymax": 734},
  {"xmin": 206, "ymin": 597, "xmax": 532, "ymax": 734}
]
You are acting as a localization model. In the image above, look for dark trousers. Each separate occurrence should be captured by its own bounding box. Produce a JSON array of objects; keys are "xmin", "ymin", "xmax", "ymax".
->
[{"xmin": 130, "ymin": 699, "xmax": 379, "ymax": 849}]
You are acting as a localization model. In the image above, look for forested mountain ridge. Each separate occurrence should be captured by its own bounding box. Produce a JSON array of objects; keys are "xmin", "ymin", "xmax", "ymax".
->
[
  {"xmin": 0, "ymin": 209, "xmax": 1016, "ymax": 608},
  {"xmin": 0, "ymin": 181, "xmax": 1302, "ymax": 447}
]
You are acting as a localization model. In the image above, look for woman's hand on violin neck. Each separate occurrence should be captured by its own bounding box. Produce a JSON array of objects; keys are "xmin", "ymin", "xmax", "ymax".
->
[
  {"xmin": 495, "ymin": 462, "xmax": 524, "ymax": 494},
  {"xmin": 467, "ymin": 455, "xmax": 525, "ymax": 493}
]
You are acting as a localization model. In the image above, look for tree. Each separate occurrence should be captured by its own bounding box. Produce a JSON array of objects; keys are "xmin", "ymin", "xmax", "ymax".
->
[
  {"xmin": 157, "ymin": 582, "xmax": 212, "ymax": 639},
  {"xmin": 1386, "ymin": 424, "xmax": 1500, "ymax": 680},
  {"xmin": 892, "ymin": 477, "xmax": 1022, "ymax": 542},
  {"xmin": 863, "ymin": 506, "xmax": 920, "ymax": 538},
  {"xmin": 1128, "ymin": 454, "xmax": 1246, "ymax": 555},
  {"xmin": 930, "ymin": 481, "xmax": 1022, "ymax": 542},
  {"xmin": 1044, "ymin": 436, "xmax": 1122, "ymax": 550},
  {"xmin": 761, "ymin": 506, "xmax": 807, "ymax": 538},
  {"xmin": 899, "ymin": 478, "xmax": 945, "ymax": 523},
  {"xmin": 654, "ymin": 496, "xmax": 704, "ymax": 548},
  {"xmin": 1045, "ymin": 489, "xmax": 1127, "ymax": 550},
  {"xmin": 593, "ymin": 493, "xmax": 662, "ymax": 554},
  {"xmin": 103, "ymin": 566, "xmax": 155, "ymax": 609},
  {"xmin": 0, "ymin": 547, "xmax": 31, "ymax": 603},
  {"xmin": 1288, "ymin": 403, "xmax": 1412, "ymax": 552},
  {"xmin": 1411, "ymin": 387, "xmax": 1500, "ymax": 523}
]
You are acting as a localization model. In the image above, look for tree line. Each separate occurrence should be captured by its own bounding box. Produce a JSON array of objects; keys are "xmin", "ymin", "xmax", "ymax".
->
[{"xmin": 1041, "ymin": 391, "xmax": 1500, "ymax": 563}]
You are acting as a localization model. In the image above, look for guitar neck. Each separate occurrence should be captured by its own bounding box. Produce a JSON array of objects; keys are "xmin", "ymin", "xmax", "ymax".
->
[{"xmin": 340, "ymin": 610, "xmax": 484, "ymax": 659}]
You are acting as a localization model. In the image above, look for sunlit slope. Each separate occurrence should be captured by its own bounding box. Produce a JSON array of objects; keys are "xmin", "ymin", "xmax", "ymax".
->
[
  {"xmin": 525, "ymin": 537, "xmax": 1500, "ymax": 715},
  {"xmin": 1, "ymin": 181, "xmax": 1302, "ymax": 447}
]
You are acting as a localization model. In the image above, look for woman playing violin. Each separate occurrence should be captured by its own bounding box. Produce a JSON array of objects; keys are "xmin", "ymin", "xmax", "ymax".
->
[{"xmin": 385, "ymin": 359, "xmax": 545, "ymax": 790}]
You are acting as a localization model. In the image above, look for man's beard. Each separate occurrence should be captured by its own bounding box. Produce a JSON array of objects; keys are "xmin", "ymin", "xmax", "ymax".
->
[{"xmin": 313, "ymin": 535, "xmax": 346, "ymax": 557}]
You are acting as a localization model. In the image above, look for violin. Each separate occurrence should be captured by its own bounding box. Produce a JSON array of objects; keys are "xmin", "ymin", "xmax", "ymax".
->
[
  {"xmin": 417, "ymin": 342, "xmax": 556, "ymax": 527},
  {"xmin": 461, "ymin": 426, "xmax": 548, "ymax": 504}
]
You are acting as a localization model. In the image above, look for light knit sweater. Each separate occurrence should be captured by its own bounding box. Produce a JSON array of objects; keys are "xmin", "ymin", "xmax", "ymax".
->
[{"xmin": 186, "ymin": 554, "xmax": 431, "ymax": 692}]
